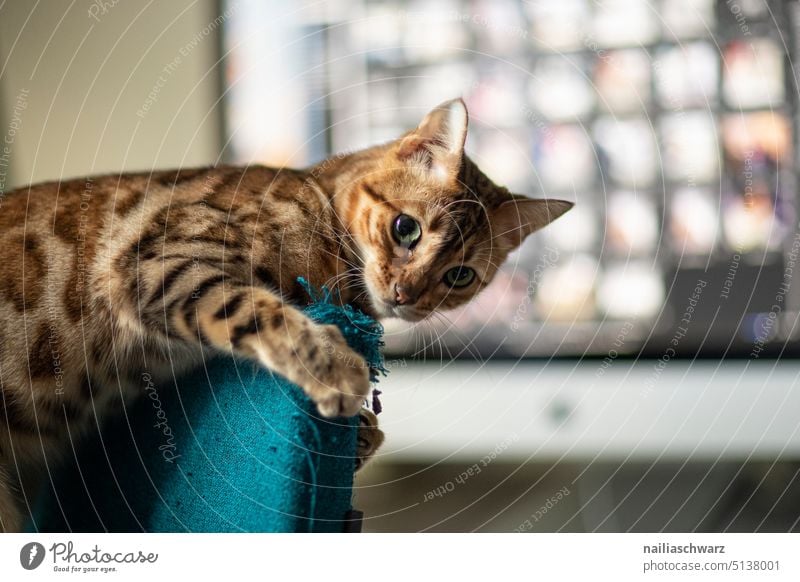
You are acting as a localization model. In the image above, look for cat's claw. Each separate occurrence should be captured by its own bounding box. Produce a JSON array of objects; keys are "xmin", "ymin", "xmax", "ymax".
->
[
  {"xmin": 355, "ymin": 408, "xmax": 384, "ymax": 471},
  {"xmin": 314, "ymin": 383, "xmax": 368, "ymax": 418}
]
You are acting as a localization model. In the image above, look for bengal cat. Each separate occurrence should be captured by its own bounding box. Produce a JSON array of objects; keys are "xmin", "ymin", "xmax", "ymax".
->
[{"xmin": 0, "ymin": 98, "xmax": 571, "ymax": 531}]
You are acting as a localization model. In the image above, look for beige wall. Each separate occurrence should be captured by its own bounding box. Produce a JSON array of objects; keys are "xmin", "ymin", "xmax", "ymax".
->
[{"xmin": 0, "ymin": 0, "xmax": 223, "ymax": 189}]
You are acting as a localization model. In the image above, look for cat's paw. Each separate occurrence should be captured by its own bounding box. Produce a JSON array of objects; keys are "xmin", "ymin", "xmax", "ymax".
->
[
  {"xmin": 355, "ymin": 408, "xmax": 384, "ymax": 471},
  {"xmin": 305, "ymin": 324, "xmax": 370, "ymax": 418}
]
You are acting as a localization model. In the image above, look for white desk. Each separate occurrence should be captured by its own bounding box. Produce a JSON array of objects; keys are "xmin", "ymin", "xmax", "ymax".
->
[{"xmin": 375, "ymin": 359, "xmax": 800, "ymax": 463}]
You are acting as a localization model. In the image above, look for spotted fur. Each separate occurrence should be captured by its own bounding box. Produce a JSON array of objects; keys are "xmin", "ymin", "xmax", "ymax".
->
[{"xmin": 0, "ymin": 98, "xmax": 571, "ymax": 531}]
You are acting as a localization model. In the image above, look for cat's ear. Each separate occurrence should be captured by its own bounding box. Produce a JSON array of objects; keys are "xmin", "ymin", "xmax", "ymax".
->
[
  {"xmin": 397, "ymin": 98, "xmax": 468, "ymax": 183},
  {"xmin": 493, "ymin": 195, "xmax": 573, "ymax": 247}
]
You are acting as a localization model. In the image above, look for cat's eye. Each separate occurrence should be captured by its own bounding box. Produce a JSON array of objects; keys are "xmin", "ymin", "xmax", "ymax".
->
[
  {"xmin": 392, "ymin": 214, "xmax": 421, "ymax": 248},
  {"xmin": 443, "ymin": 266, "xmax": 476, "ymax": 288}
]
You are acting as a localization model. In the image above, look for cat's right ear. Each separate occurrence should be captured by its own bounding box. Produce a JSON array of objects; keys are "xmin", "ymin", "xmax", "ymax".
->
[
  {"xmin": 396, "ymin": 98, "xmax": 468, "ymax": 183},
  {"xmin": 493, "ymin": 195, "xmax": 574, "ymax": 247}
]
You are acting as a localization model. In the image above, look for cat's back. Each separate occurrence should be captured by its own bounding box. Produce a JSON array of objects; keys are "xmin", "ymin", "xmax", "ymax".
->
[
  {"xmin": 0, "ymin": 163, "xmax": 322, "ymax": 232},
  {"xmin": 0, "ymin": 164, "xmax": 331, "ymax": 324}
]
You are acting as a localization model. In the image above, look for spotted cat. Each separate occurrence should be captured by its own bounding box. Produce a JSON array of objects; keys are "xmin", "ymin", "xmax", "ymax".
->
[{"xmin": 0, "ymin": 98, "xmax": 571, "ymax": 531}]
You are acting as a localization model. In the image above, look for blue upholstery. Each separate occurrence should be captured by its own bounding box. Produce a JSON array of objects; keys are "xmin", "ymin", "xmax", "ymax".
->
[{"xmin": 32, "ymin": 284, "xmax": 384, "ymax": 532}]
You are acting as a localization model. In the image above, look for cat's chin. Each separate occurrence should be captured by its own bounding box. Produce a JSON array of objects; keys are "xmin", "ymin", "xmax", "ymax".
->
[
  {"xmin": 370, "ymin": 300, "xmax": 428, "ymax": 322},
  {"xmin": 391, "ymin": 308, "xmax": 428, "ymax": 322}
]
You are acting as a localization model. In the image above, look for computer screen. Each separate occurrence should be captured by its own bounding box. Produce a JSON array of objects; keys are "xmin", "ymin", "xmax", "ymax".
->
[{"xmin": 221, "ymin": 0, "xmax": 800, "ymax": 359}]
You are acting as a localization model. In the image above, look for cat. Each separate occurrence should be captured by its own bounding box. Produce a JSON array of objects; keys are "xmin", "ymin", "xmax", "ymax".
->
[{"xmin": 0, "ymin": 98, "xmax": 571, "ymax": 531}]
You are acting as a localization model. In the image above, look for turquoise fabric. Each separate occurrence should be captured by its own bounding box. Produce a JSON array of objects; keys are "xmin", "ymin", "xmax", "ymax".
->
[{"xmin": 32, "ymin": 285, "xmax": 384, "ymax": 532}]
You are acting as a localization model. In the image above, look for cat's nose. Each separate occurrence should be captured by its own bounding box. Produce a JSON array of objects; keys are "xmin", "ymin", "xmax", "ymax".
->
[{"xmin": 394, "ymin": 284, "xmax": 415, "ymax": 306}]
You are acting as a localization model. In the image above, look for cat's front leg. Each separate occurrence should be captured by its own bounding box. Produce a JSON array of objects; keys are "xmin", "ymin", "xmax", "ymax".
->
[{"xmin": 164, "ymin": 280, "xmax": 371, "ymax": 417}]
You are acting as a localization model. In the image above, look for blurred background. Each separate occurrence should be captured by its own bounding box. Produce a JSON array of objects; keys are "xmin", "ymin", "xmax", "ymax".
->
[{"xmin": 1, "ymin": 0, "xmax": 798, "ymax": 531}]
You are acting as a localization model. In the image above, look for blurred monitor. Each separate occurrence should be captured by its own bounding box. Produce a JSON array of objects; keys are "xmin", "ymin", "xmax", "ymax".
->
[{"xmin": 221, "ymin": 0, "xmax": 800, "ymax": 359}]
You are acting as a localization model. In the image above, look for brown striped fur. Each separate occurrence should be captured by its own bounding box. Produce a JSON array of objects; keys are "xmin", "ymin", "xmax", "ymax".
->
[{"xmin": 0, "ymin": 98, "xmax": 571, "ymax": 531}]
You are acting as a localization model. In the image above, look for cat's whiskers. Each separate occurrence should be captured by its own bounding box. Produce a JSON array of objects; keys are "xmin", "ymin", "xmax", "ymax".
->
[
  {"xmin": 407, "ymin": 324, "xmax": 429, "ymax": 360},
  {"xmin": 408, "ymin": 320, "xmax": 441, "ymax": 361},
  {"xmin": 277, "ymin": 225, "xmax": 364, "ymax": 278},
  {"xmin": 423, "ymin": 317, "xmax": 450, "ymax": 363},
  {"xmin": 295, "ymin": 226, "xmax": 363, "ymax": 266},
  {"xmin": 324, "ymin": 269, "xmax": 361, "ymax": 286},
  {"xmin": 288, "ymin": 218, "xmax": 362, "ymax": 260},
  {"xmin": 324, "ymin": 271, "xmax": 363, "ymax": 295},
  {"xmin": 316, "ymin": 198, "xmax": 364, "ymax": 260},
  {"xmin": 431, "ymin": 311, "xmax": 486, "ymax": 364},
  {"xmin": 348, "ymin": 288, "xmax": 373, "ymax": 311}
]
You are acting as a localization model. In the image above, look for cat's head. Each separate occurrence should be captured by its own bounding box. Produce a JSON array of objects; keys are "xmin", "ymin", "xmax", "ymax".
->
[{"xmin": 347, "ymin": 98, "xmax": 572, "ymax": 321}]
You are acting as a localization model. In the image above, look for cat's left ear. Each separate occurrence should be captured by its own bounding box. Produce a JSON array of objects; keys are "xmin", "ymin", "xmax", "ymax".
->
[
  {"xmin": 397, "ymin": 98, "xmax": 468, "ymax": 183},
  {"xmin": 493, "ymin": 195, "xmax": 574, "ymax": 247}
]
